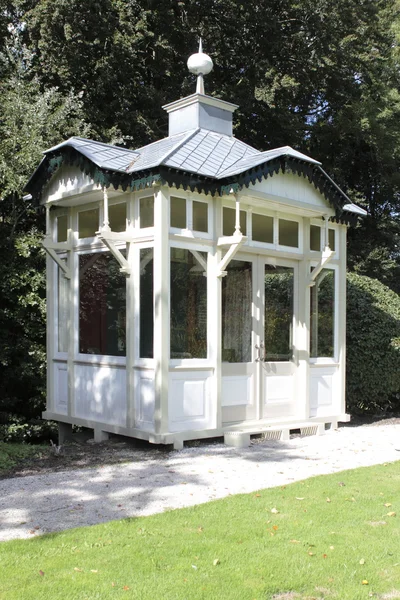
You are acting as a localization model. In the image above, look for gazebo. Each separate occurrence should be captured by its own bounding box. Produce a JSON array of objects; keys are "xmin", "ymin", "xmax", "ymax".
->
[{"xmin": 25, "ymin": 45, "xmax": 366, "ymax": 449}]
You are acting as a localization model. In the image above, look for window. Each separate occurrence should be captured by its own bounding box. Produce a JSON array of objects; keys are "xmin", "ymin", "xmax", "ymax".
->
[
  {"xmin": 252, "ymin": 213, "xmax": 273, "ymax": 243},
  {"xmin": 170, "ymin": 196, "xmax": 186, "ymax": 228},
  {"xmin": 170, "ymin": 248, "xmax": 207, "ymax": 358},
  {"xmin": 58, "ymin": 266, "xmax": 68, "ymax": 352},
  {"xmin": 109, "ymin": 203, "xmax": 126, "ymax": 232},
  {"xmin": 328, "ymin": 229, "xmax": 336, "ymax": 251},
  {"xmin": 78, "ymin": 208, "xmax": 99, "ymax": 238},
  {"xmin": 193, "ymin": 201, "xmax": 208, "ymax": 232},
  {"xmin": 279, "ymin": 219, "xmax": 298, "ymax": 248},
  {"xmin": 222, "ymin": 260, "xmax": 252, "ymax": 362},
  {"xmin": 310, "ymin": 268, "xmax": 335, "ymax": 358},
  {"xmin": 310, "ymin": 225, "xmax": 321, "ymax": 251},
  {"xmin": 140, "ymin": 196, "xmax": 154, "ymax": 228},
  {"xmin": 57, "ymin": 215, "xmax": 68, "ymax": 242},
  {"xmin": 223, "ymin": 207, "xmax": 247, "ymax": 236},
  {"xmin": 264, "ymin": 265, "xmax": 294, "ymax": 361},
  {"xmin": 79, "ymin": 252, "xmax": 126, "ymax": 356},
  {"xmin": 140, "ymin": 248, "xmax": 154, "ymax": 358}
]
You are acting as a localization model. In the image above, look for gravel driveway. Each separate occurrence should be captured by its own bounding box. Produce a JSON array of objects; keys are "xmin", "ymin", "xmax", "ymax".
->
[{"xmin": 0, "ymin": 422, "xmax": 399, "ymax": 543}]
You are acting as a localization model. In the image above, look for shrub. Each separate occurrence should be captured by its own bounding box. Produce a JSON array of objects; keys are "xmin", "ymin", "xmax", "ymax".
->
[{"xmin": 346, "ymin": 272, "xmax": 400, "ymax": 414}]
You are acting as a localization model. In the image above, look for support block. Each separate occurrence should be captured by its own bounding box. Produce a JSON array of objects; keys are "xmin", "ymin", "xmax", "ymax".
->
[
  {"xmin": 224, "ymin": 432, "xmax": 251, "ymax": 448},
  {"xmin": 280, "ymin": 429, "xmax": 290, "ymax": 441},
  {"xmin": 93, "ymin": 428, "xmax": 109, "ymax": 443},
  {"xmin": 58, "ymin": 422, "xmax": 73, "ymax": 445},
  {"xmin": 173, "ymin": 438, "xmax": 184, "ymax": 451}
]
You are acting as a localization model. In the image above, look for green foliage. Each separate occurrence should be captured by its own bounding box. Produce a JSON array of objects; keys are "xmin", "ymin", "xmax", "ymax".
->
[
  {"xmin": 0, "ymin": 441, "xmax": 47, "ymax": 472},
  {"xmin": 0, "ymin": 463, "xmax": 399, "ymax": 598},
  {"xmin": 346, "ymin": 272, "xmax": 400, "ymax": 414}
]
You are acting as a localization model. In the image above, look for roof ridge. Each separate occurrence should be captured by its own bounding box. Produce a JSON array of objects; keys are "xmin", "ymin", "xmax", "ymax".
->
[
  {"xmin": 158, "ymin": 129, "xmax": 201, "ymax": 166},
  {"xmin": 48, "ymin": 136, "xmax": 140, "ymax": 155}
]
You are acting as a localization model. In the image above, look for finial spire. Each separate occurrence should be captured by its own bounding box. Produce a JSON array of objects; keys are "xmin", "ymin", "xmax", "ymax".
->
[{"xmin": 187, "ymin": 39, "xmax": 213, "ymax": 95}]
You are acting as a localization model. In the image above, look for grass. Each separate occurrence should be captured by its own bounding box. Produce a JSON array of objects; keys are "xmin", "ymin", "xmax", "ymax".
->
[
  {"xmin": 0, "ymin": 442, "xmax": 48, "ymax": 474},
  {"xmin": 0, "ymin": 462, "xmax": 399, "ymax": 600}
]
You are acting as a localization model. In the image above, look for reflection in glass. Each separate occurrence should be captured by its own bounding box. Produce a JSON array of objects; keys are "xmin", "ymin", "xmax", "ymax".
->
[
  {"xmin": 109, "ymin": 203, "xmax": 126, "ymax": 232},
  {"xmin": 140, "ymin": 196, "xmax": 154, "ymax": 228},
  {"xmin": 223, "ymin": 207, "xmax": 247, "ymax": 236},
  {"xmin": 58, "ymin": 265, "xmax": 68, "ymax": 352},
  {"xmin": 222, "ymin": 260, "xmax": 252, "ymax": 362},
  {"xmin": 279, "ymin": 219, "xmax": 298, "ymax": 247},
  {"xmin": 310, "ymin": 268, "xmax": 335, "ymax": 358},
  {"xmin": 310, "ymin": 225, "xmax": 321, "ymax": 251},
  {"xmin": 78, "ymin": 208, "xmax": 99, "ymax": 238},
  {"xmin": 170, "ymin": 196, "xmax": 186, "ymax": 228},
  {"xmin": 140, "ymin": 248, "xmax": 154, "ymax": 358},
  {"xmin": 170, "ymin": 248, "xmax": 207, "ymax": 358},
  {"xmin": 57, "ymin": 215, "xmax": 68, "ymax": 242},
  {"xmin": 328, "ymin": 229, "xmax": 336, "ymax": 251},
  {"xmin": 79, "ymin": 252, "xmax": 126, "ymax": 356},
  {"xmin": 193, "ymin": 201, "xmax": 208, "ymax": 232},
  {"xmin": 252, "ymin": 213, "xmax": 273, "ymax": 243},
  {"xmin": 264, "ymin": 265, "xmax": 294, "ymax": 361}
]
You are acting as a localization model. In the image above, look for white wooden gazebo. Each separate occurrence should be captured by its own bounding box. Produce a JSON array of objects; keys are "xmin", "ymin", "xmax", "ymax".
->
[{"xmin": 25, "ymin": 46, "xmax": 366, "ymax": 448}]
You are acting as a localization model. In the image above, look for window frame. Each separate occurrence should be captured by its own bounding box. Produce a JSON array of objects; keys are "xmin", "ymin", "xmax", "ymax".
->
[{"xmin": 309, "ymin": 263, "xmax": 339, "ymax": 364}]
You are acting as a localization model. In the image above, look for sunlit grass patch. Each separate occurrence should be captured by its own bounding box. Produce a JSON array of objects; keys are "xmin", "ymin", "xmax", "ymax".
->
[{"xmin": 0, "ymin": 462, "xmax": 399, "ymax": 599}]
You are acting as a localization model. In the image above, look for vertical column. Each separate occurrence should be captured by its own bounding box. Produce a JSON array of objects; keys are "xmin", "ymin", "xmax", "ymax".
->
[
  {"xmin": 68, "ymin": 209, "xmax": 77, "ymax": 418},
  {"xmin": 337, "ymin": 224, "xmax": 348, "ymax": 416},
  {"xmin": 126, "ymin": 193, "xmax": 135, "ymax": 429},
  {"xmin": 210, "ymin": 197, "xmax": 222, "ymax": 430},
  {"xmin": 153, "ymin": 185, "xmax": 169, "ymax": 434},
  {"xmin": 46, "ymin": 206, "xmax": 55, "ymax": 414},
  {"xmin": 296, "ymin": 218, "xmax": 311, "ymax": 419}
]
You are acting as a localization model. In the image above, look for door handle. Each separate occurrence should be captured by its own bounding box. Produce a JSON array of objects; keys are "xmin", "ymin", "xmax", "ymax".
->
[{"xmin": 255, "ymin": 342, "xmax": 265, "ymax": 362}]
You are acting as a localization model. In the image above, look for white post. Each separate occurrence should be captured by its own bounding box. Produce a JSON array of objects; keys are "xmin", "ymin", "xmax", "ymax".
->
[
  {"xmin": 234, "ymin": 194, "xmax": 241, "ymax": 235},
  {"xmin": 337, "ymin": 224, "xmax": 348, "ymax": 416},
  {"xmin": 210, "ymin": 198, "xmax": 222, "ymax": 430},
  {"xmin": 67, "ymin": 213, "xmax": 77, "ymax": 418},
  {"xmin": 103, "ymin": 186, "xmax": 110, "ymax": 230},
  {"xmin": 153, "ymin": 185, "xmax": 169, "ymax": 434},
  {"xmin": 126, "ymin": 193, "xmax": 136, "ymax": 429},
  {"xmin": 297, "ymin": 219, "xmax": 311, "ymax": 419}
]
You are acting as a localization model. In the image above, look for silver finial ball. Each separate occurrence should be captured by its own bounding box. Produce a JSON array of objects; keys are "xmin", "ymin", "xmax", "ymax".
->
[{"xmin": 187, "ymin": 51, "xmax": 213, "ymax": 76}]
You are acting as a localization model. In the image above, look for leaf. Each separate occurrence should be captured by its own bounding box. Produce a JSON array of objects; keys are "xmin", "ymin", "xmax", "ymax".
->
[
  {"xmin": 290, "ymin": 540, "xmax": 300, "ymax": 544},
  {"xmin": 213, "ymin": 559, "xmax": 220, "ymax": 566},
  {"xmin": 296, "ymin": 497, "xmax": 304, "ymax": 500},
  {"xmin": 387, "ymin": 511, "xmax": 396, "ymax": 517},
  {"xmin": 362, "ymin": 580, "xmax": 369, "ymax": 585},
  {"xmin": 39, "ymin": 570, "xmax": 44, "ymax": 576},
  {"xmin": 322, "ymin": 554, "xmax": 327, "ymax": 559},
  {"xmin": 271, "ymin": 508, "xmax": 279, "ymax": 514},
  {"xmin": 330, "ymin": 546, "xmax": 335, "ymax": 550},
  {"xmin": 359, "ymin": 558, "xmax": 365, "ymax": 565},
  {"xmin": 74, "ymin": 568, "xmax": 83, "ymax": 572},
  {"xmin": 326, "ymin": 498, "xmax": 331, "ymax": 503},
  {"xmin": 191, "ymin": 565, "xmax": 198, "ymax": 570},
  {"xmin": 272, "ymin": 525, "xmax": 279, "ymax": 531},
  {"xmin": 308, "ymin": 552, "xmax": 315, "ymax": 556},
  {"xmin": 255, "ymin": 494, "xmax": 261, "ymax": 498},
  {"xmin": 90, "ymin": 570, "xmax": 98, "ymax": 573},
  {"xmin": 123, "ymin": 586, "xmax": 130, "ymax": 590},
  {"xmin": 384, "ymin": 503, "xmax": 392, "ymax": 507}
]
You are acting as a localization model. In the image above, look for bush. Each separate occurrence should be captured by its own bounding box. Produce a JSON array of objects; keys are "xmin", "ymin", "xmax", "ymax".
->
[{"xmin": 346, "ymin": 272, "xmax": 400, "ymax": 414}]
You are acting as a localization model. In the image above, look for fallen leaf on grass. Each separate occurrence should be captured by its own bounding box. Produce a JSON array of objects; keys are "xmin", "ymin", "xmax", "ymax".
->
[
  {"xmin": 39, "ymin": 570, "xmax": 44, "ymax": 576},
  {"xmin": 74, "ymin": 568, "xmax": 83, "ymax": 572},
  {"xmin": 90, "ymin": 570, "xmax": 98, "ymax": 573},
  {"xmin": 330, "ymin": 546, "xmax": 334, "ymax": 550},
  {"xmin": 387, "ymin": 512, "xmax": 396, "ymax": 517},
  {"xmin": 290, "ymin": 540, "xmax": 300, "ymax": 544},
  {"xmin": 271, "ymin": 508, "xmax": 279, "ymax": 514},
  {"xmin": 213, "ymin": 559, "xmax": 220, "ymax": 566},
  {"xmin": 123, "ymin": 586, "xmax": 130, "ymax": 590},
  {"xmin": 192, "ymin": 565, "xmax": 198, "ymax": 570},
  {"xmin": 308, "ymin": 552, "xmax": 315, "ymax": 556},
  {"xmin": 359, "ymin": 558, "xmax": 365, "ymax": 565},
  {"xmin": 384, "ymin": 503, "xmax": 392, "ymax": 507},
  {"xmin": 326, "ymin": 498, "xmax": 331, "ymax": 503},
  {"xmin": 322, "ymin": 554, "xmax": 327, "ymax": 559},
  {"xmin": 255, "ymin": 494, "xmax": 261, "ymax": 498},
  {"xmin": 362, "ymin": 580, "xmax": 369, "ymax": 585},
  {"xmin": 272, "ymin": 525, "xmax": 279, "ymax": 531}
]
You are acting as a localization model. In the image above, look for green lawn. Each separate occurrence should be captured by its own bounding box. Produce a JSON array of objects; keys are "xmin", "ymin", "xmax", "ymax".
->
[
  {"xmin": 0, "ymin": 462, "xmax": 399, "ymax": 600},
  {"xmin": 0, "ymin": 442, "xmax": 48, "ymax": 474}
]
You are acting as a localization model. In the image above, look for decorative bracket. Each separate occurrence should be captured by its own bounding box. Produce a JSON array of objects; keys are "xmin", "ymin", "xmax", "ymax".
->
[
  {"xmin": 97, "ymin": 227, "xmax": 131, "ymax": 276},
  {"xmin": 307, "ymin": 246, "xmax": 334, "ymax": 287},
  {"xmin": 216, "ymin": 233, "xmax": 247, "ymax": 277},
  {"xmin": 42, "ymin": 238, "xmax": 71, "ymax": 279}
]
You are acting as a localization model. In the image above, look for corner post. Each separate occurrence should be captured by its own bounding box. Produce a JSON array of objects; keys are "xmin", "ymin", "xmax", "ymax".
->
[{"xmin": 153, "ymin": 185, "xmax": 169, "ymax": 434}]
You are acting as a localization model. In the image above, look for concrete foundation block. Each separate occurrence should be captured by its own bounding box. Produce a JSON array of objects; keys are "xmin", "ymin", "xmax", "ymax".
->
[
  {"xmin": 224, "ymin": 431, "xmax": 251, "ymax": 448},
  {"xmin": 280, "ymin": 428, "xmax": 290, "ymax": 441},
  {"xmin": 93, "ymin": 428, "xmax": 110, "ymax": 443},
  {"xmin": 173, "ymin": 438, "xmax": 184, "ymax": 451},
  {"xmin": 58, "ymin": 422, "xmax": 73, "ymax": 445}
]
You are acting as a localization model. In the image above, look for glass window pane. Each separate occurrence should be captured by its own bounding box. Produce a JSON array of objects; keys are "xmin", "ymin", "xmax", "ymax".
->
[
  {"xmin": 328, "ymin": 229, "xmax": 336, "ymax": 251},
  {"xmin": 58, "ymin": 266, "xmax": 68, "ymax": 352},
  {"xmin": 310, "ymin": 225, "xmax": 321, "ymax": 251},
  {"xmin": 79, "ymin": 252, "xmax": 126, "ymax": 356},
  {"xmin": 222, "ymin": 207, "xmax": 247, "ymax": 236},
  {"xmin": 252, "ymin": 213, "xmax": 273, "ymax": 243},
  {"xmin": 222, "ymin": 260, "xmax": 252, "ymax": 362},
  {"xmin": 140, "ymin": 196, "xmax": 154, "ymax": 228},
  {"xmin": 109, "ymin": 203, "xmax": 126, "ymax": 232},
  {"xmin": 279, "ymin": 219, "xmax": 298, "ymax": 247},
  {"xmin": 193, "ymin": 201, "xmax": 208, "ymax": 232},
  {"xmin": 140, "ymin": 248, "xmax": 154, "ymax": 358},
  {"xmin": 170, "ymin": 196, "xmax": 186, "ymax": 229},
  {"xmin": 170, "ymin": 248, "xmax": 207, "ymax": 359},
  {"xmin": 57, "ymin": 215, "xmax": 68, "ymax": 242},
  {"xmin": 310, "ymin": 268, "xmax": 335, "ymax": 358},
  {"xmin": 78, "ymin": 208, "xmax": 99, "ymax": 239},
  {"xmin": 264, "ymin": 265, "xmax": 294, "ymax": 361}
]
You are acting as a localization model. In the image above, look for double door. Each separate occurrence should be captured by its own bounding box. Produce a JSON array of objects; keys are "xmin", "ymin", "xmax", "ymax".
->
[{"xmin": 221, "ymin": 254, "xmax": 297, "ymax": 424}]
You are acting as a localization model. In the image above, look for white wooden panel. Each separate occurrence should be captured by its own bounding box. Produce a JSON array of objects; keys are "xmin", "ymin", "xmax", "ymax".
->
[
  {"xmin": 54, "ymin": 363, "xmax": 68, "ymax": 415},
  {"xmin": 221, "ymin": 375, "xmax": 252, "ymax": 407},
  {"xmin": 74, "ymin": 364, "xmax": 126, "ymax": 426},
  {"xmin": 264, "ymin": 374, "xmax": 295, "ymax": 418},
  {"xmin": 135, "ymin": 371, "xmax": 155, "ymax": 431},
  {"xmin": 310, "ymin": 367, "xmax": 335, "ymax": 417},
  {"xmin": 169, "ymin": 371, "xmax": 213, "ymax": 432},
  {"xmin": 44, "ymin": 165, "xmax": 100, "ymax": 203},
  {"xmin": 250, "ymin": 172, "xmax": 330, "ymax": 210}
]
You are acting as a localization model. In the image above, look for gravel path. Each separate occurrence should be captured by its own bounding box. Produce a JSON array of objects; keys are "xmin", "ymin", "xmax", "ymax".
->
[{"xmin": 0, "ymin": 423, "xmax": 399, "ymax": 542}]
